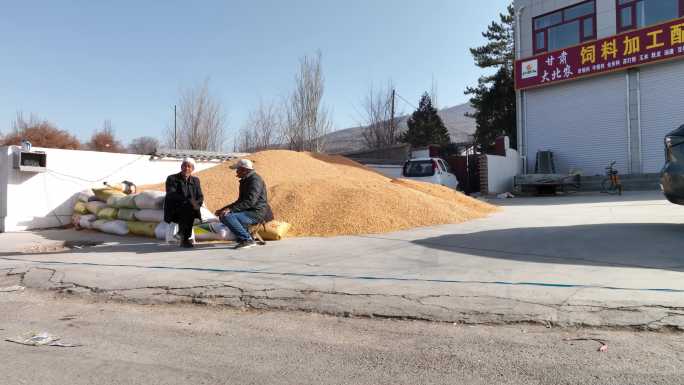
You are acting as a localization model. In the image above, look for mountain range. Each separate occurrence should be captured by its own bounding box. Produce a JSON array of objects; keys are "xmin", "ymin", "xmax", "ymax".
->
[{"xmin": 324, "ymin": 102, "xmax": 476, "ymax": 154}]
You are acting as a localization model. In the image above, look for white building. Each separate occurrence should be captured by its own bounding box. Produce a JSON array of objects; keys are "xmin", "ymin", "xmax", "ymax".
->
[{"xmin": 515, "ymin": 0, "xmax": 684, "ymax": 176}]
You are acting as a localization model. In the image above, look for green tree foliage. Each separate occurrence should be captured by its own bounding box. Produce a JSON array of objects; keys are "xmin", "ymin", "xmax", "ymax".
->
[
  {"xmin": 400, "ymin": 93, "xmax": 449, "ymax": 147},
  {"xmin": 465, "ymin": 4, "xmax": 517, "ymax": 151}
]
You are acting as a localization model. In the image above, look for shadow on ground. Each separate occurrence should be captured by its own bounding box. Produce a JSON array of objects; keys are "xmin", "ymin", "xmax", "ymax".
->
[
  {"xmin": 412, "ymin": 223, "xmax": 684, "ymax": 271},
  {"xmin": 0, "ymin": 228, "xmax": 238, "ymax": 257}
]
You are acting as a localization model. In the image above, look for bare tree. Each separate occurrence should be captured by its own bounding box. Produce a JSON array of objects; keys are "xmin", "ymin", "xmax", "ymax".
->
[
  {"xmin": 361, "ymin": 81, "xmax": 399, "ymax": 150},
  {"xmin": 235, "ymin": 99, "xmax": 282, "ymax": 152},
  {"xmin": 282, "ymin": 51, "xmax": 333, "ymax": 152},
  {"xmin": 165, "ymin": 80, "xmax": 226, "ymax": 151},
  {"xmin": 2, "ymin": 111, "xmax": 81, "ymax": 149},
  {"xmin": 128, "ymin": 136, "xmax": 159, "ymax": 154},
  {"xmin": 87, "ymin": 120, "xmax": 124, "ymax": 152}
]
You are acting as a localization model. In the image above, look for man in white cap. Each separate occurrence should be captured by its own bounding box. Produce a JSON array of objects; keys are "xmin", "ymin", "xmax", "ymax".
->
[
  {"xmin": 215, "ymin": 158, "xmax": 273, "ymax": 249},
  {"xmin": 164, "ymin": 157, "xmax": 204, "ymax": 248}
]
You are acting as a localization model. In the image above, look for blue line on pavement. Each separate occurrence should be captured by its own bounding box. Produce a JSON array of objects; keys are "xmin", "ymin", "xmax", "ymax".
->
[{"xmin": 2, "ymin": 256, "xmax": 683, "ymax": 293}]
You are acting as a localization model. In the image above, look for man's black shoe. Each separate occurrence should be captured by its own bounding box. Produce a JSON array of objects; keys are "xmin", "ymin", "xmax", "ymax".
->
[
  {"xmin": 234, "ymin": 240, "xmax": 256, "ymax": 249},
  {"xmin": 180, "ymin": 240, "xmax": 194, "ymax": 248}
]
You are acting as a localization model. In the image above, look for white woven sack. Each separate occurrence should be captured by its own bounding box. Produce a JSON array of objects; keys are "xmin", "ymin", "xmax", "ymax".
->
[
  {"xmin": 85, "ymin": 201, "xmax": 107, "ymax": 215},
  {"xmin": 198, "ymin": 205, "xmax": 219, "ymax": 223},
  {"xmin": 79, "ymin": 214, "xmax": 97, "ymax": 229},
  {"xmin": 154, "ymin": 222, "xmax": 170, "ymax": 240},
  {"xmin": 134, "ymin": 191, "xmax": 165, "ymax": 209},
  {"xmin": 135, "ymin": 209, "xmax": 164, "ymax": 223},
  {"xmin": 165, "ymin": 222, "xmax": 179, "ymax": 244},
  {"xmin": 163, "ymin": 222, "xmax": 196, "ymax": 244},
  {"xmin": 100, "ymin": 220, "xmax": 129, "ymax": 236},
  {"xmin": 77, "ymin": 190, "xmax": 95, "ymax": 202}
]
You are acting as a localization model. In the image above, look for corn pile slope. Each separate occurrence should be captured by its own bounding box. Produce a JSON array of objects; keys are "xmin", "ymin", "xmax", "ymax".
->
[{"xmin": 148, "ymin": 150, "xmax": 497, "ymax": 237}]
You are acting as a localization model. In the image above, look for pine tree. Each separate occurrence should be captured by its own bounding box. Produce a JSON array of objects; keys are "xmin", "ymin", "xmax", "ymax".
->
[
  {"xmin": 400, "ymin": 93, "xmax": 450, "ymax": 147},
  {"xmin": 465, "ymin": 4, "xmax": 516, "ymax": 151}
]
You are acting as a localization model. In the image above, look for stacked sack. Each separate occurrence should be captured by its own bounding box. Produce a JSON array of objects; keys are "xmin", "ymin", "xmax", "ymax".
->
[
  {"xmin": 71, "ymin": 186, "xmax": 241, "ymax": 242},
  {"xmin": 71, "ymin": 186, "xmax": 291, "ymax": 242},
  {"xmin": 72, "ymin": 187, "xmax": 166, "ymax": 239}
]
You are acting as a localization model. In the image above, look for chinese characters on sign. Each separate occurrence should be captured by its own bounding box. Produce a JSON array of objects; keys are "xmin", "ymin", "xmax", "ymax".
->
[{"xmin": 516, "ymin": 17, "xmax": 684, "ymax": 90}]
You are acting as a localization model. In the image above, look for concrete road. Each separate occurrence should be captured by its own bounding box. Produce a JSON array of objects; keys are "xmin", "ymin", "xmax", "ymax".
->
[
  {"xmin": 1, "ymin": 191, "xmax": 684, "ymax": 329},
  {"xmin": 1, "ymin": 290, "xmax": 683, "ymax": 385}
]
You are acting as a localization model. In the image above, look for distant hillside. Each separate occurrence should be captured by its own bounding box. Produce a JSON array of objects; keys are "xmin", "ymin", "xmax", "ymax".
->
[{"xmin": 324, "ymin": 103, "xmax": 476, "ymax": 154}]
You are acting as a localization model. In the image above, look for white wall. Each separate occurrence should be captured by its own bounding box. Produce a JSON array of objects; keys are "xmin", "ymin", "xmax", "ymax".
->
[
  {"xmin": 0, "ymin": 146, "xmax": 222, "ymax": 232},
  {"xmin": 486, "ymin": 148, "xmax": 523, "ymax": 194},
  {"xmin": 0, "ymin": 148, "xmax": 9, "ymax": 232}
]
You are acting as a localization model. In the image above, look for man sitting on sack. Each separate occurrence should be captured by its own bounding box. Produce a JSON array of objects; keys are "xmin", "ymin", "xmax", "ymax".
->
[
  {"xmin": 215, "ymin": 158, "xmax": 273, "ymax": 249},
  {"xmin": 164, "ymin": 157, "xmax": 204, "ymax": 248}
]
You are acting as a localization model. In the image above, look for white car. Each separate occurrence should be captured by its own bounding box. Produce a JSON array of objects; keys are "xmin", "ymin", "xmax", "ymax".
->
[{"xmin": 401, "ymin": 157, "xmax": 459, "ymax": 190}]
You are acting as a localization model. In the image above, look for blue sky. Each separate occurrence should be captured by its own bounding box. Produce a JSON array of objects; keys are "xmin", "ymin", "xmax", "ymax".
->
[{"xmin": 0, "ymin": 0, "xmax": 510, "ymax": 148}]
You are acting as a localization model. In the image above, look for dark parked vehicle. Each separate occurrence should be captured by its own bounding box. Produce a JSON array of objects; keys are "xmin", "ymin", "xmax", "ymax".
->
[{"xmin": 661, "ymin": 124, "xmax": 684, "ymax": 204}]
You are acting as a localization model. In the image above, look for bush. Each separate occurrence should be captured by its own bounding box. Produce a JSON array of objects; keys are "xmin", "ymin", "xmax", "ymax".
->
[{"xmin": 2, "ymin": 120, "xmax": 81, "ymax": 149}]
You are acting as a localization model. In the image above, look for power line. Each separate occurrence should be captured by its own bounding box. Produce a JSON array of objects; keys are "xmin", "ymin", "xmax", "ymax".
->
[{"xmin": 394, "ymin": 92, "xmax": 417, "ymax": 110}]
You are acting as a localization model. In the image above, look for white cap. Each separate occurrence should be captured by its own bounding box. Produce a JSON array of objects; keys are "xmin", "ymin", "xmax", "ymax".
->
[
  {"xmin": 230, "ymin": 158, "xmax": 254, "ymax": 170},
  {"xmin": 181, "ymin": 157, "xmax": 196, "ymax": 167}
]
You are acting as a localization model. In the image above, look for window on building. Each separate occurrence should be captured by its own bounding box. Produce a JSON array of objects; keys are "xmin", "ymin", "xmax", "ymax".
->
[
  {"xmin": 533, "ymin": 1, "xmax": 596, "ymax": 54},
  {"xmin": 616, "ymin": 0, "xmax": 684, "ymax": 32}
]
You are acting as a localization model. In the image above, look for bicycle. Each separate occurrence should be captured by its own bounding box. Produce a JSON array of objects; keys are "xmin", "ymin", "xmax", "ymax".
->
[{"xmin": 601, "ymin": 161, "xmax": 623, "ymax": 195}]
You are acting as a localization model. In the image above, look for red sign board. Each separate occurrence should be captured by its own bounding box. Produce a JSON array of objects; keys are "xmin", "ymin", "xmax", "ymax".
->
[{"xmin": 515, "ymin": 17, "xmax": 684, "ymax": 90}]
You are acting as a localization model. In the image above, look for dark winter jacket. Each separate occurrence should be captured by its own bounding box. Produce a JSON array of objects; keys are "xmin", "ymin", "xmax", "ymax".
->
[
  {"xmin": 222, "ymin": 171, "xmax": 273, "ymax": 222},
  {"xmin": 163, "ymin": 172, "xmax": 204, "ymax": 223}
]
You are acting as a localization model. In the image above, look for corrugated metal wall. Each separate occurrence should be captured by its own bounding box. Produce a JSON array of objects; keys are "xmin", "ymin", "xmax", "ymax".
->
[
  {"xmin": 524, "ymin": 73, "xmax": 629, "ymax": 176},
  {"xmin": 639, "ymin": 61, "xmax": 684, "ymax": 173}
]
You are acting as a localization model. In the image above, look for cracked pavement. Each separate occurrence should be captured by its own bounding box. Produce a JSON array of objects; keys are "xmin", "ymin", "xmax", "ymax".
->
[{"xmin": 1, "ymin": 191, "xmax": 684, "ymax": 330}]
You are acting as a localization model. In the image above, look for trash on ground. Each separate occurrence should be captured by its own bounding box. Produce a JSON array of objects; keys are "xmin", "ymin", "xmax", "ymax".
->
[
  {"xmin": 0, "ymin": 285, "xmax": 25, "ymax": 292},
  {"xmin": 496, "ymin": 192, "xmax": 515, "ymax": 199},
  {"xmin": 563, "ymin": 337, "xmax": 608, "ymax": 352},
  {"xmin": 5, "ymin": 331, "xmax": 81, "ymax": 347}
]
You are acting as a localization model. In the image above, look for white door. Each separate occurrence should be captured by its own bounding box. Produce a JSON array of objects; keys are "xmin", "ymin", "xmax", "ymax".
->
[{"xmin": 525, "ymin": 73, "xmax": 629, "ymax": 176}]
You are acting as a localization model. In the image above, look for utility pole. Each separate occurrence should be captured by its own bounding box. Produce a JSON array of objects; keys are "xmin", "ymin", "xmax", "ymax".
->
[
  {"xmin": 173, "ymin": 105, "xmax": 177, "ymax": 149},
  {"xmin": 390, "ymin": 88, "xmax": 396, "ymax": 143}
]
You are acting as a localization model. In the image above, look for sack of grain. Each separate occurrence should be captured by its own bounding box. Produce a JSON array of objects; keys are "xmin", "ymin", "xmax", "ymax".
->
[
  {"xmin": 85, "ymin": 201, "xmax": 107, "ymax": 215},
  {"xmin": 79, "ymin": 214, "xmax": 97, "ymax": 229},
  {"xmin": 135, "ymin": 209, "xmax": 164, "ymax": 223},
  {"xmin": 100, "ymin": 220, "xmax": 129, "ymax": 236},
  {"xmin": 104, "ymin": 181, "xmax": 136, "ymax": 195},
  {"xmin": 117, "ymin": 208, "xmax": 138, "ymax": 221},
  {"xmin": 91, "ymin": 219, "xmax": 109, "ymax": 231},
  {"xmin": 257, "ymin": 220, "xmax": 291, "ymax": 241},
  {"xmin": 71, "ymin": 214, "xmax": 82, "ymax": 229},
  {"xmin": 127, "ymin": 221, "xmax": 157, "ymax": 237},
  {"xmin": 73, "ymin": 201, "xmax": 89, "ymax": 215},
  {"xmin": 97, "ymin": 207, "xmax": 119, "ymax": 220},
  {"xmin": 92, "ymin": 187, "xmax": 126, "ymax": 202},
  {"xmin": 154, "ymin": 222, "xmax": 171, "ymax": 240},
  {"xmin": 197, "ymin": 205, "xmax": 219, "ymax": 224},
  {"xmin": 194, "ymin": 222, "xmax": 235, "ymax": 241},
  {"xmin": 107, "ymin": 195, "xmax": 138, "ymax": 209},
  {"xmin": 134, "ymin": 191, "xmax": 165, "ymax": 209},
  {"xmin": 76, "ymin": 190, "xmax": 95, "ymax": 202},
  {"xmin": 162, "ymin": 222, "xmax": 196, "ymax": 244}
]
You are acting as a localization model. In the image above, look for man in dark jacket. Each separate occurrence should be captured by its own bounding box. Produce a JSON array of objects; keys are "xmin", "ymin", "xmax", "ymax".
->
[
  {"xmin": 215, "ymin": 159, "xmax": 273, "ymax": 249},
  {"xmin": 164, "ymin": 157, "xmax": 204, "ymax": 248}
]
